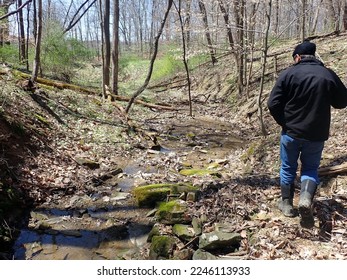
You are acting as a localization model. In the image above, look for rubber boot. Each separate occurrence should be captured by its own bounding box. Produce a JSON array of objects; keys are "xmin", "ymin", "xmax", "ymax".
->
[
  {"xmin": 298, "ymin": 179, "xmax": 317, "ymax": 228},
  {"xmin": 278, "ymin": 184, "xmax": 295, "ymax": 217}
]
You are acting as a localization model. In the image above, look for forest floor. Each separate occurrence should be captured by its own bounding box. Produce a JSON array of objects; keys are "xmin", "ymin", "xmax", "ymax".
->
[{"xmin": 1, "ymin": 32, "xmax": 347, "ymax": 260}]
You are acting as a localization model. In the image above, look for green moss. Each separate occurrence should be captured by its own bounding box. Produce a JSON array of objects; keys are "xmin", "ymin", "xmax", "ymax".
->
[
  {"xmin": 157, "ymin": 200, "xmax": 184, "ymax": 213},
  {"xmin": 133, "ymin": 183, "xmax": 197, "ymax": 208},
  {"xmin": 206, "ymin": 162, "xmax": 220, "ymax": 169},
  {"xmin": 147, "ymin": 224, "xmax": 161, "ymax": 242},
  {"xmin": 35, "ymin": 114, "xmax": 50, "ymax": 126},
  {"xmin": 149, "ymin": 235, "xmax": 176, "ymax": 259},
  {"xmin": 179, "ymin": 168, "xmax": 221, "ymax": 177},
  {"xmin": 133, "ymin": 184, "xmax": 171, "ymax": 208},
  {"xmin": 155, "ymin": 200, "xmax": 191, "ymax": 224},
  {"xmin": 186, "ymin": 132, "xmax": 196, "ymax": 140},
  {"xmin": 172, "ymin": 224, "xmax": 195, "ymax": 241}
]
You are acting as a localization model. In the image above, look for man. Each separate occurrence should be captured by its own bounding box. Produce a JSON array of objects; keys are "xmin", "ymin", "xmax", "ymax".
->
[{"xmin": 267, "ymin": 40, "xmax": 347, "ymax": 228}]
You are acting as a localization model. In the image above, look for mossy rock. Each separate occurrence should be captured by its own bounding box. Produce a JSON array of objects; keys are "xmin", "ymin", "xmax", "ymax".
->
[
  {"xmin": 133, "ymin": 183, "xmax": 198, "ymax": 208},
  {"xmin": 132, "ymin": 184, "xmax": 172, "ymax": 208},
  {"xmin": 172, "ymin": 224, "xmax": 195, "ymax": 241},
  {"xmin": 170, "ymin": 183, "xmax": 199, "ymax": 194},
  {"xmin": 149, "ymin": 235, "xmax": 176, "ymax": 260},
  {"xmin": 179, "ymin": 168, "xmax": 221, "ymax": 177},
  {"xmin": 155, "ymin": 200, "xmax": 191, "ymax": 224},
  {"xmin": 147, "ymin": 224, "xmax": 161, "ymax": 242}
]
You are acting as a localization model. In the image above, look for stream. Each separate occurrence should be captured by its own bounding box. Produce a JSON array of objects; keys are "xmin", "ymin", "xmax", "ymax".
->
[
  {"xmin": 11, "ymin": 116, "xmax": 244, "ymax": 260},
  {"xmin": 12, "ymin": 163, "xmax": 155, "ymax": 260}
]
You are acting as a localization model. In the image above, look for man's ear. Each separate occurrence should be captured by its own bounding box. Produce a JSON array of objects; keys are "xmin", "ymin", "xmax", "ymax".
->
[{"xmin": 294, "ymin": 54, "xmax": 301, "ymax": 63}]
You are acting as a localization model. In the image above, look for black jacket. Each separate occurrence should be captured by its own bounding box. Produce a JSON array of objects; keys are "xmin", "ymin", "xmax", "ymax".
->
[{"xmin": 267, "ymin": 57, "xmax": 347, "ymax": 141}]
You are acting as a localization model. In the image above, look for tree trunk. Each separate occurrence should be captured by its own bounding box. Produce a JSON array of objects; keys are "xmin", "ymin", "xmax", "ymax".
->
[
  {"xmin": 100, "ymin": 0, "xmax": 111, "ymax": 99},
  {"xmin": 198, "ymin": 0, "xmax": 217, "ymax": 65},
  {"xmin": 17, "ymin": 0, "xmax": 26, "ymax": 63},
  {"xmin": 125, "ymin": 0, "xmax": 174, "ymax": 114},
  {"xmin": 218, "ymin": 0, "xmax": 235, "ymax": 49},
  {"xmin": 301, "ymin": 0, "xmax": 306, "ymax": 41},
  {"xmin": 175, "ymin": 0, "xmax": 192, "ymax": 116},
  {"xmin": 311, "ymin": 0, "xmax": 323, "ymax": 35},
  {"xmin": 32, "ymin": 0, "xmax": 42, "ymax": 82},
  {"xmin": 218, "ymin": 0, "xmax": 243, "ymax": 95},
  {"xmin": 25, "ymin": 1, "xmax": 30, "ymax": 70},
  {"xmin": 112, "ymin": 0, "xmax": 119, "ymax": 96},
  {"xmin": 245, "ymin": 2, "xmax": 259, "ymax": 99},
  {"xmin": 343, "ymin": 0, "xmax": 347, "ymax": 30},
  {"xmin": 258, "ymin": 0, "xmax": 272, "ymax": 136},
  {"xmin": 184, "ymin": 0, "xmax": 192, "ymax": 49},
  {"xmin": 273, "ymin": 0, "xmax": 279, "ymax": 35},
  {"xmin": 233, "ymin": 0, "xmax": 245, "ymax": 95},
  {"xmin": 149, "ymin": 0, "xmax": 156, "ymax": 57},
  {"xmin": 325, "ymin": 0, "xmax": 339, "ymax": 32}
]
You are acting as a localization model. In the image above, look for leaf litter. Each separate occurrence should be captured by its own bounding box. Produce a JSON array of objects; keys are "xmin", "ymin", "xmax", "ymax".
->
[{"xmin": 1, "ymin": 33, "xmax": 347, "ymax": 259}]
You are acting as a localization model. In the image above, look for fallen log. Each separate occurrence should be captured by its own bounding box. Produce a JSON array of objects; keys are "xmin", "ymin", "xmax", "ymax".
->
[
  {"xmin": 13, "ymin": 70, "xmax": 177, "ymax": 111},
  {"xmin": 318, "ymin": 162, "xmax": 347, "ymax": 176},
  {"xmin": 14, "ymin": 70, "xmax": 97, "ymax": 94}
]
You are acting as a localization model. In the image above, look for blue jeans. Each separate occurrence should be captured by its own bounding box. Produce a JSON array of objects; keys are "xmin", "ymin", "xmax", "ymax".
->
[{"xmin": 280, "ymin": 133, "xmax": 324, "ymax": 186}]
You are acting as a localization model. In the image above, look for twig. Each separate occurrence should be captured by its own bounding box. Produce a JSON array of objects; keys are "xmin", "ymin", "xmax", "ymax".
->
[{"xmin": 179, "ymin": 236, "xmax": 199, "ymax": 250}]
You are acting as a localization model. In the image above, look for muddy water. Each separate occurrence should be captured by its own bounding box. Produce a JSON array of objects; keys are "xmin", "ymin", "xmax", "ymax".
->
[
  {"xmin": 12, "ymin": 164, "xmax": 155, "ymax": 260},
  {"xmin": 12, "ymin": 117, "xmax": 244, "ymax": 260}
]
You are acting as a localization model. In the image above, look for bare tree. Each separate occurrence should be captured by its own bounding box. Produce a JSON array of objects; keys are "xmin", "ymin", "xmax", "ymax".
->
[
  {"xmin": 17, "ymin": 0, "xmax": 26, "ymax": 63},
  {"xmin": 126, "ymin": 0, "xmax": 174, "ymax": 114},
  {"xmin": 218, "ymin": 0, "xmax": 235, "ymax": 50},
  {"xmin": 325, "ymin": 0, "xmax": 340, "ymax": 32},
  {"xmin": 273, "ymin": 0, "xmax": 280, "ymax": 35},
  {"xmin": 32, "ymin": 0, "xmax": 42, "ymax": 82},
  {"xmin": 198, "ymin": 0, "xmax": 217, "ymax": 65},
  {"xmin": 233, "ymin": 0, "xmax": 245, "ymax": 95},
  {"xmin": 218, "ymin": 0, "xmax": 246, "ymax": 95},
  {"xmin": 258, "ymin": 0, "xmax": 272, "ymax": 136},
  {"xmin": 119, "ymin": 0, "xmax": 131, "ymax": 46},
  {"xmin": 175, "ymin": 0, "xmax": 192, "ymax": 116},
  {"xmin": 302, "ymin": 0, "xmax": 307, "ymax": 41},
  {"xmin": 184, "ymin": 0, "xmax": 192, "ymax": 49},
  {"xmin": 63, "ymin": 0, "xmax": 97, "ymax": 34},
  {"xmin": 149, "ymin": 0, "xmax": 156, "ymax": 56},
  {"xmin": 112, "ymin": 0, "xmax": 119, "ymax": 96},
  {"xmin": 245, "ymin": 1, "xmax": 259, "ymax": 99},
  {"xmin": 311, "ymin": 0, "xmax": 323, "ymax": 34},
  {"xmin": 99, "ymin": 0, "xmax": 111, "ymax": 99}
]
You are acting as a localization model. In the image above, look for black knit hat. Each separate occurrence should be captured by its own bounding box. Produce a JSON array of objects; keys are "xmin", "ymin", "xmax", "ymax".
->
[{"xmin": 292, "ymin": 41, "xmax": 316, "ymax": 58}]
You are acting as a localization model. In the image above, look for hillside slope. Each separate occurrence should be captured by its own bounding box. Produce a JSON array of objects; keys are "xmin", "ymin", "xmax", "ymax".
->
[{"xmin": 1, "ymin": 32, "xmax": 347, "ymax": 259}]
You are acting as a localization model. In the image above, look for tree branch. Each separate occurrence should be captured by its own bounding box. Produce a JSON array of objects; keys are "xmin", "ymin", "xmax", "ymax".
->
[
  {"xmin": 125, "ymin": 0, "xmax": 174, "ymax": 114},
  {"xmin": 0, "ymin": 0, "xmax": 32, "ymax": 21},
  {"xmin": 63, "ymin": 0, "xmax": 97, "ymax": 34}
]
